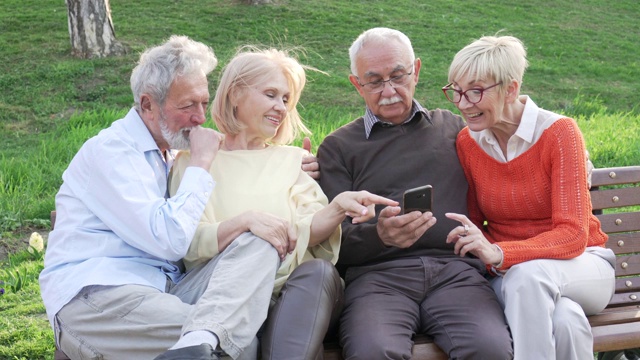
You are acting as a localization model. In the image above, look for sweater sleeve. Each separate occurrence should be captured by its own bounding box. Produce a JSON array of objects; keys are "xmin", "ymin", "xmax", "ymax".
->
[
  {"xmin": 273, "ymin": 149, "xmax": 341, "ymax": 294},
  {"xmin": 457, "ymin": 129, "xmax": 498, "ymax": 274},
  {"xmin": 505, "ymin": 119, "xmax": 590, "ymax": 268},
  {"xmin": 290, "ymin": 167, "xmax": 341, "ymax": 265},
  {"xmin": 457, "ymin": 129, "xmax": 486, "ymax": 231}
]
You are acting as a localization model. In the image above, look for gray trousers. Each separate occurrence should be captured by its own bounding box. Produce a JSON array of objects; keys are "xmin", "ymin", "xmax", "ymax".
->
[
  {"xmin": 261, "ymin": 258, "xmax": 344, "ymax": 360},
  {"xmin": 491, "ymin": 247, "xmax": 615, "ymax": 360},
  {"xmin": 55, "ymin": 232, "xmax": 279, "ymax": 360},
  {"xmin": 339, "ymin": 257, "xmax": 514, "ymax": 360}
]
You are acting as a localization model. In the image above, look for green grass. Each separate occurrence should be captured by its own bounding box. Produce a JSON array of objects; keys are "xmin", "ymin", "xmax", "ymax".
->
[
  {"xmin": 0, "ymin": 0, "xmax": 639, "ymax": 358},
  {"xmin": 0, "ymin": 250, "xmax": 51, "ymax": 359}
]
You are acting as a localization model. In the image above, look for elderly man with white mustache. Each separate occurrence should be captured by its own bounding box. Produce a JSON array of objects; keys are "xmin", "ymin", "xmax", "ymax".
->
[{"xmin": 317, "ymin": 27, "xmax": 514, "ymax": 360}]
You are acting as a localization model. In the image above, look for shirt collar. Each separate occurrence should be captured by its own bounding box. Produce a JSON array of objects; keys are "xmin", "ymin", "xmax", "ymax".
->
[
  {"xmin": 475, "ymin": 95, "xmax": 537, "ymax": 146},
  {"xmin": 363, "ymin": 99, "xmax": 430, "ymax": 139},
  {"xmin": 122, "ymin": 107, "xmax": 179, "ymax": 160},
  {"xmin": 513, "ymin": 95, "xmax": 538, "ymax": 143},
  {"xmin": 121, "ymin": 108, "xmax": 161, "ymax": 153}
]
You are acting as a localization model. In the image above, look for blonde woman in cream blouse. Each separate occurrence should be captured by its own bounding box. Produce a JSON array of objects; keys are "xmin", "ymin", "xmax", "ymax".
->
[{"xmin": 170, "ymin": 47, "xmax": 396, "ymax": 360}]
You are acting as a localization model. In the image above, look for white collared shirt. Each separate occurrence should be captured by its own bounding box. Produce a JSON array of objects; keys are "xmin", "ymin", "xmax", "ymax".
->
[{"xmin": 469, "ymin": 95, "xmax": 564, "ymax": 162}]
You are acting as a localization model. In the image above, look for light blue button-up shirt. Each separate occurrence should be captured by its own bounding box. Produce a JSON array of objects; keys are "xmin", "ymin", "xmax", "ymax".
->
[{"xmin": 39, "ymin": 108, "xmax": 214, "ymax": 326}]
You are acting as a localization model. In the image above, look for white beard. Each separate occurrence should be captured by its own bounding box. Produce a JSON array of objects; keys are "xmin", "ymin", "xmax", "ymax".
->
[{"xmin": 159, "ymin": 112, "xmax": 191, "ymax": 150}]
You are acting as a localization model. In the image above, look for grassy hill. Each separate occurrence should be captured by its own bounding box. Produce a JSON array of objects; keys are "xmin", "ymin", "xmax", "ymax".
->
[{"xmin": 0, "ymin": 0, "xmax": 638, "ymax": 358}]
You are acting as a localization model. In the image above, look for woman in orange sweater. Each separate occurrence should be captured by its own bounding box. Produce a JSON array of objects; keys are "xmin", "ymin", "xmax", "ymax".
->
[{"xmin": 442, "ymin": 35, "xmax": 615, "ymax": 360}]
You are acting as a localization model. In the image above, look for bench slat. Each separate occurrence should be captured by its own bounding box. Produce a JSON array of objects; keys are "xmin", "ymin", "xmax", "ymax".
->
[
  {"xmin": 591, "ymin": 187, "xmax": 640, "ymax": 210},
  {"xmin": 323, "ymin": 345, "xmax": 343, "ymax": 360},
  {"xmin": 54, "ymin": 350, "xmax": 69, "ymax": 360},
  {"xmin": 589, "ymin": 305, "xmax": 640, "ymax": 327},
  {"xmin": 411, "ymin": 344, "xmax": 448, "ymax": 360},
  {"xmin": 614, "ymin": 254, "xmax": 640, "ymax": 277},
  {"xmin": 596, "ymin": 212, "xmax": 640, "ymax": 233},
  {"xmin": 614, "ymin": 276, "xmax": 640, "ymax": 294},
  {"xmin": 591, "ymin": 166, "xmax": 640, "ymax": 187},
  {"xmin": 608, "ymin": 292, "xmax": 640, "ymax": 308},
  {"xmin": 592, "ymin": 321, "xmax": 640, "ymax": 352},
  {"xmin": 50, "ymin": 211, "xmax": 57, "ymax": 231},
  {"xmin": 606, "ymin": 233, "xmax": 640, "ymax": 255}
]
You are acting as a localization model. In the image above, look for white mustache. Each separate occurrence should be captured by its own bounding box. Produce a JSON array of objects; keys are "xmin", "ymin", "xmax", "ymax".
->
[{"xmin": 378, "ymin": 95, "xmax": 402, "ymax": 106}]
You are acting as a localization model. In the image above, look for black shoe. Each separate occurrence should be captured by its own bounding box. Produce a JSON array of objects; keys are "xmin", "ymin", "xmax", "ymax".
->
[{"xmin": 153, "ymin": 343, "xmax": 223, "ymax": 360}]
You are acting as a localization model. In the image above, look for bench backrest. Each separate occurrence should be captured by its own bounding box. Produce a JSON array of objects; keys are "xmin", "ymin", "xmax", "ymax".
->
[{"xmin": 590, "ymin": 166, "xmax": 640, "ymax": 308}]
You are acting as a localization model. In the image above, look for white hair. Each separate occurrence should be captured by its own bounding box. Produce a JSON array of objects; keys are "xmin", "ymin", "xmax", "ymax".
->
[
  {"xmin": 348, "ymin": 27, "xmax": 415, "ymax": 75},
  {"xmin": 130, "ymin": 35, "xmax": 218, "ymax": 110}
]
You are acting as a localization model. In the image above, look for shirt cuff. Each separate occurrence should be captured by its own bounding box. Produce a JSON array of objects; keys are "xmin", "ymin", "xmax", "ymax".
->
[
  {"xmin": 179, "ymin": 166, "xmax": 215, "ymax": 202},
  {"xmin": 492, "ymin": 244, "xmax": 504, "ymax": 269}
]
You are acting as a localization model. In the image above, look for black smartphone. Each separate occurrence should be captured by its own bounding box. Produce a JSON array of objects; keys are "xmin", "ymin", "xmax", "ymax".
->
[{"xmin": 402, "ymin": 185, "xmax": 433, "ymax": 214}]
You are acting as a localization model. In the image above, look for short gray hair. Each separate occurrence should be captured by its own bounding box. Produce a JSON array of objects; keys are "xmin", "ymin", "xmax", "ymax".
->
[
  {"xmin": 448, "ymin": 35, "xmax": 528, "ymax": 89},
  {"xmin": 130, "ymin": 35, "xmax": 218, "ymax": 110},
  {"xmin": 348, "ymin": 27, "xmax": 415, "ymax": 75}
]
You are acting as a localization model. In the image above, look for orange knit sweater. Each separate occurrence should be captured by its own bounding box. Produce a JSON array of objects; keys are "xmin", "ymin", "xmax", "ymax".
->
[{"xmin": 456, "ymin": 118, "xmax": 607, "ymax": 270}]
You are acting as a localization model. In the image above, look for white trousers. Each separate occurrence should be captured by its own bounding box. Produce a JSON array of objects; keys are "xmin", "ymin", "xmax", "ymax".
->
[
  {"xmin": 56, "ymin": 232, "xmax": 279, "ymax": 360},
  {"xmin": 491, "ymin": 247, "xmax": 615, "ymax": 360}
]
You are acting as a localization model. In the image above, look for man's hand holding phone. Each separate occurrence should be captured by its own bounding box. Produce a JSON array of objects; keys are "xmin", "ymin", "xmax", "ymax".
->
[{"xmin": 377, "ymin": 185, "xmax": 436, "ymax": 248}]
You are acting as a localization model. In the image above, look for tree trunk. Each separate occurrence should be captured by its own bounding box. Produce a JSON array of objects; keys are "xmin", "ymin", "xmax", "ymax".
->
[{"xmin": 65, "ymin": 0, "xmax": 126, "ymax": 59}]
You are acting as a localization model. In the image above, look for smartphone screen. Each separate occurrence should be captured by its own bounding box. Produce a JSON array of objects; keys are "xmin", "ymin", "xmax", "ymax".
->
[{"xmin": 402, "ymin": 185, "xmax": 433, "ymax": 214}]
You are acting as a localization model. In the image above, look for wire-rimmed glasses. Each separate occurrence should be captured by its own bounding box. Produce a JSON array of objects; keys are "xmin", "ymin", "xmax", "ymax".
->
[{"xmin": 356, "ymin": 63, "xmax": 415, "ymax": 93}]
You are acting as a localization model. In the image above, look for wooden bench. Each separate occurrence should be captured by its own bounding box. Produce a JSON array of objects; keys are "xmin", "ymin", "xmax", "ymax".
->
[
  {"xmin": 52, "ymin": 166, "xmax": 640, "ymax": 360},
  {"xmin": 586, "ymin": 166, "xmax": 640, "ymax": 359}
]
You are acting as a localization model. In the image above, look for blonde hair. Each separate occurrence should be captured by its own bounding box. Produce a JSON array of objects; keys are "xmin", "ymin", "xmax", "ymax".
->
[
  {"xmin": 211, "ymin": 46, "xmax": 314, "ymax": 145},
  {"xmin": 448, "ymin": 35, "xmax": 528, "ymax": 89}
]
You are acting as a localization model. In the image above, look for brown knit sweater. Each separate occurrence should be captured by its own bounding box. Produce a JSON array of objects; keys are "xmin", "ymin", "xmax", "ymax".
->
[
  {"xmin": 456, "ymin": 118, "xmax": 608, "ymax": 270},
  {"xmin": 319, "ymin": 109, "xmax": 476, "ymax": 271}
]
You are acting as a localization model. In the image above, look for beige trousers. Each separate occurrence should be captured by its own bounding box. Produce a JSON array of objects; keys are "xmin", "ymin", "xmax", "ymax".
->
[
  {"xmin": 491, "ymin": 247, "xmax": 615, "ymax": 360},
  {"xmin": 55, "ymin": 232, "xmax": 279, "ymax": 360}
]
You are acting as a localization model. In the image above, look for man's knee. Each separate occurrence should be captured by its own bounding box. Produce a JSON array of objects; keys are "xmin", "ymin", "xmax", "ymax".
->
[
  {"xmin": 451, "ymin": 330, "xmax": 513, "ymax": 360},
  {"xmin": 340, "ymin": 304, "xmax": 414, "ymax": 360},
  {"xmin": 340, "ymin": 327, "xmax": 412, "ymax": 360}
]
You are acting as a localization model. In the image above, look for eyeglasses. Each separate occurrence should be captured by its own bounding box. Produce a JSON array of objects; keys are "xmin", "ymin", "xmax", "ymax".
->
[
  {"xmin": 356, "ymin": 63, "xmax": 415, "ymax": 93},
  {"xmin": 442, "ymin": 82, "xmax": 502, "ymax": 104}
]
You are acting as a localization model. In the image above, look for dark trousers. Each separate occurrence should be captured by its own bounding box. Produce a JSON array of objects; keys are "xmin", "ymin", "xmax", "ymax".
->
[
  {"xmin": 261, "ymin": 259, "xmax": 344, "ymax": 360},
  {"xmin": 339, "ymin": 257, "xmax": 513, "ymax": 360}
]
